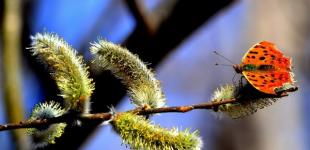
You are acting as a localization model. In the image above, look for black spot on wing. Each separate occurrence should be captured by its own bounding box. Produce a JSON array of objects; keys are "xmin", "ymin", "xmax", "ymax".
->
[
  {"xmin": 249, "ymin": 51, "xmax": 258, "ymax": 54},
  {"xmin": 254, "ymin": 45, "xmax": 266, "ymax": 49},
  {"xmin": 249, "ymin": 78, "xmax": 258, "ymax": 82},
  {"xmin": 259, "ymin": 57, "xmax": 265, "ymax": 60},
  {"xmin": 259, "ymin": 76, "xmax": 265, "ymax": 79}
]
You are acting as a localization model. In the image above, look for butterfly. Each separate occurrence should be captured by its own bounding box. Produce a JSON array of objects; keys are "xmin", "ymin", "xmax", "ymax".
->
[{"xmin": 233, "ymin": 41, "xmax": 298, "ymax": 96}]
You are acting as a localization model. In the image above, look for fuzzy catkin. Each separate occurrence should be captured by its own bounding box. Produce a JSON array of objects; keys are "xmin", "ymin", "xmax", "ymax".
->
[
  {"xmin": 212, "ymin": 84, "xmax": 278, "ymax": 119},
  {"xmin": 90, "ymin": 40, "xmax": 165, "ymax": 108},
  {"xmin": 30, "ymin": 33, "xmax": 94, "ymax": 113},
  {"xmin": 27, "ymin": 101, "xmax": 67, "ymax": 148},
  {"xmin": 112, "ymin": 112, "xmax": 202, "ymax": 150}
]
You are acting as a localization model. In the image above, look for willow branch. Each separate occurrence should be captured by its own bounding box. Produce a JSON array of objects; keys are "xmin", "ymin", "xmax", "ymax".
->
[
  {"xmin": 135, "ymin": 98, "xmax": 236, "ymax": 115},
  {"xmin": 0, "ymin": 98, "xmax": 235, "ymax": 131}
]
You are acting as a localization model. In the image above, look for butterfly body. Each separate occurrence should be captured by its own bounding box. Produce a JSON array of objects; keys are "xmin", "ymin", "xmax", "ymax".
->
[
  {"xmin": 233, "ymin": 64, "xmax": 276, "ymax": 73},
  {"xmin": 234, "ymin": 41, "xmax": 298, "ymax": 96}
]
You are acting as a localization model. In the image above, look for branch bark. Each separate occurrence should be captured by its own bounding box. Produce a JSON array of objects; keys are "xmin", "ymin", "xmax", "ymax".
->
[{"xmin": 0, "ymin": 98, "xmax": 235, "ymax": 131}]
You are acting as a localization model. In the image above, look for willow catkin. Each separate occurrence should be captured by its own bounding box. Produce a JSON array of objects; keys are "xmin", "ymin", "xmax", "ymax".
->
[
  {"xmin": 112, "ymin": 112, "xmax": 202, "ymax": 150},
  {"xmin": 90, "ymin": 40, "xmax": 165, "ymax": 108},
  {"xmin": 30, "ymin": 33, "xmax": 94, "ymax": 113}
]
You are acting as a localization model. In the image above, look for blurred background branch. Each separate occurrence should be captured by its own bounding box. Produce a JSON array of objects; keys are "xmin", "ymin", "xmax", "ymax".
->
[{"xmin": 2, "ymin": 0, "xmax": 30, "ymax": 149}]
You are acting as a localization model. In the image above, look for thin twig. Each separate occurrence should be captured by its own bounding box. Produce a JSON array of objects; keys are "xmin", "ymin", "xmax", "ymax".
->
[
  {"xmin": 136, "ymin": 98, "xmax": 236, "ymax": 115},
  {"xmin": 0, "ymin": 98, "xmax": 236, "ymax": 131}
]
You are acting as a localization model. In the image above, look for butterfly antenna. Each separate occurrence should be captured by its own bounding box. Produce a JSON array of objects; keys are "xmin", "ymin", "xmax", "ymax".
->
[
  {"xmin": 214, "ymin": 63, "xmax": 233, "ymax": 67},
  {"xmin": 213, "ymin": 51, "xmax": 235, "ymax": 64},
  {"xmin": 232, "ymin": 72, "xmax": 237, "ymax": 85}
]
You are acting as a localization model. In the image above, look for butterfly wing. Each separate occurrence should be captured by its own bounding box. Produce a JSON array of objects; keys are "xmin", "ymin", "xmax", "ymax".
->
[
  {"xmin": 242, "ymin": 71, "xmax": 295, "ymax": 95},
  {"xmin": 242, "ymin": 41, "xmax": 291, "ymax": 70},
  {"xmin": 241, "ymin": 41, "xmax": 296, "ymax": 95}
]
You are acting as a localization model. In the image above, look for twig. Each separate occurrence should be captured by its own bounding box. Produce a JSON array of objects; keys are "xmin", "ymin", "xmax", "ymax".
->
[
  {"xmin": 136, "ymin": 98, "xmax": 236, "ymax": 115},
  {"xmin": 0, "ymin": 98, "xmax": 236, "ymax": 131}
]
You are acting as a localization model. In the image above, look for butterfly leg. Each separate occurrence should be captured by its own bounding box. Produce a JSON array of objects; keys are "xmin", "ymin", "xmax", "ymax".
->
[
  {"xmin": 232, "ymin": 73, "xmax": 237, "ymax": 86},
  {"xmin": 274, "ymin": 88, "xmax": 288, "ymax": 97},
  {"xmin": 239, "ymin": 75, "xmax": 246, "ymax": 88},
  {"xmin": 275, "ymin": 86, "xmax": 298, "ymax": 97},
  {"xmin": 274, "ymin": 84, "xmax": 298, "ymax": 97}
]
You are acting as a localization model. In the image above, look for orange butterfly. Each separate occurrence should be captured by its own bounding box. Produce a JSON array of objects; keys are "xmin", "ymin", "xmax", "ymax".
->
[{"xmin": 233, "ymin": 41, "xmax": 298, "ymax": 96}]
